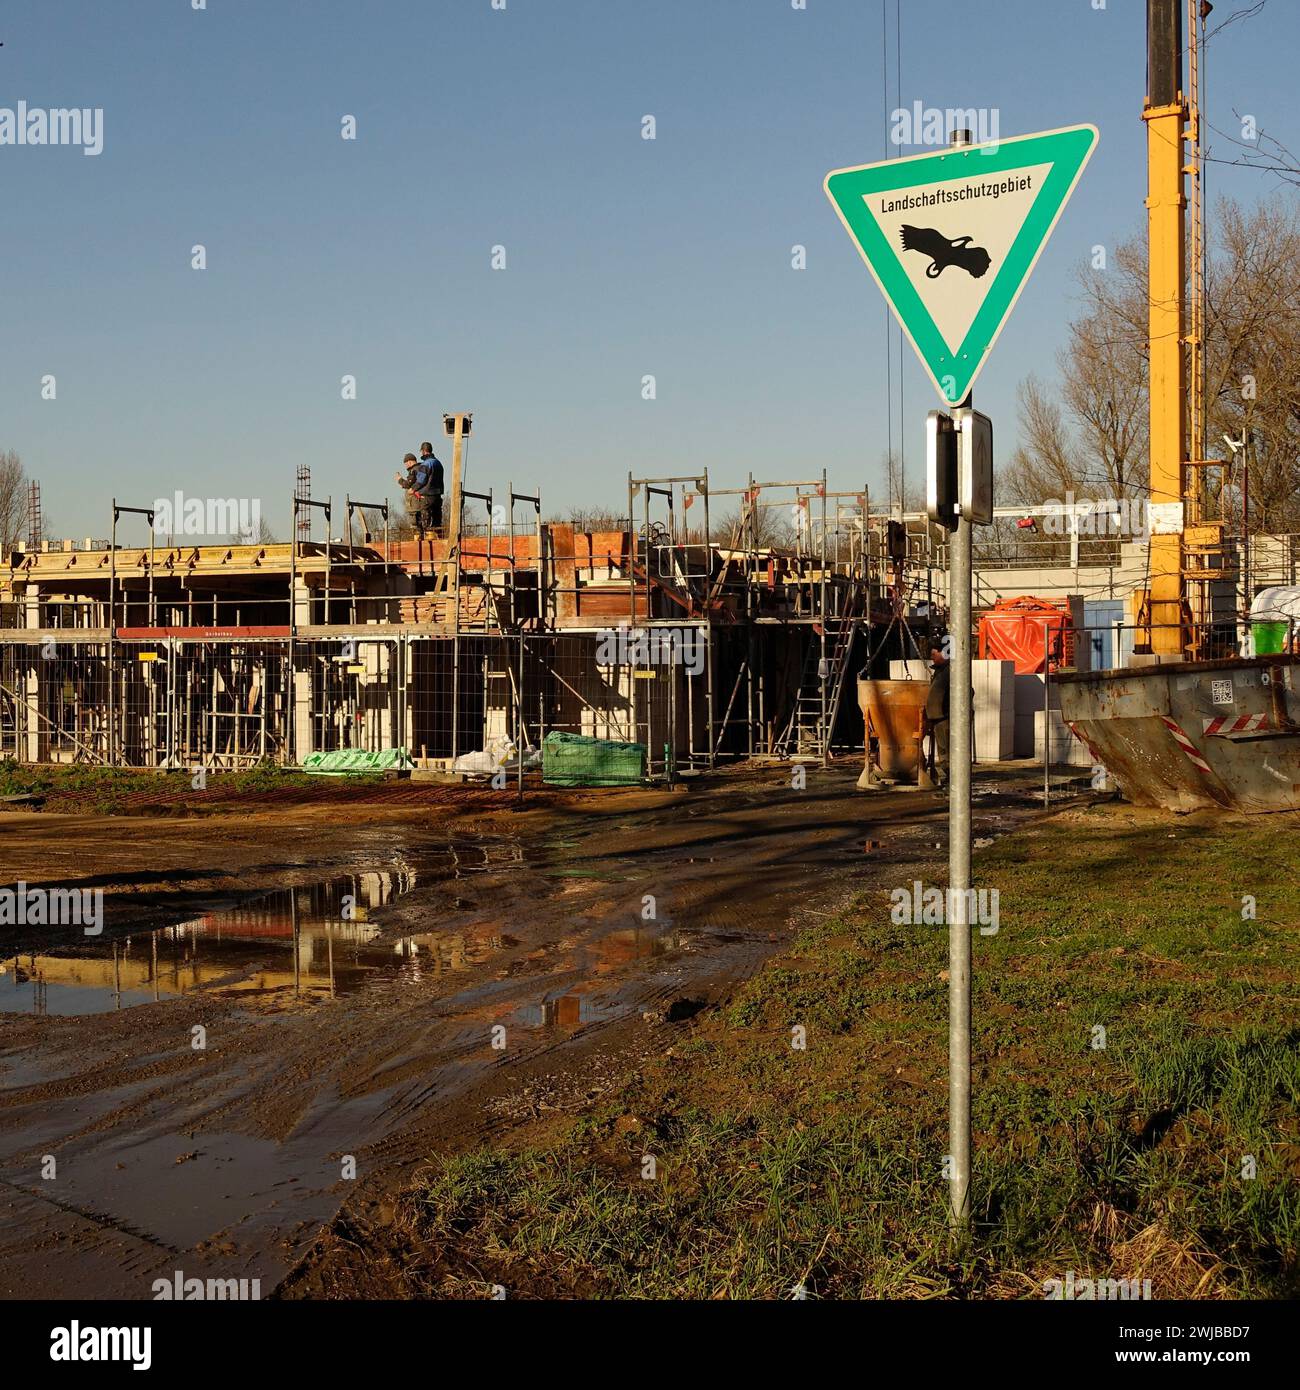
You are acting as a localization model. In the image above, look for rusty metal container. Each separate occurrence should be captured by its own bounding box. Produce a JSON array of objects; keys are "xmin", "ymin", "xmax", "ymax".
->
[
  {"xmin": 858, "ymin": 678, "xmax": 928, "ymax": 781},
  {"xmin": 1056, "ymin": 654, "xmax": 1300, "ymax": 813}
]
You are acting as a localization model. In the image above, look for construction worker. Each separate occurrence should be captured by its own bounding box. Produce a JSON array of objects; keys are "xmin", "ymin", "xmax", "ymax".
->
[
  {"xmin": 417, "ymin": 441, "xmax": 445, "ymax": 535},
  {"xmin": 924, "ymin": 648, "xmax": 951, "ymax": 788},
  {"xmin": 395, "ymin": 450, "xmax": 440, "ymax": 540}
]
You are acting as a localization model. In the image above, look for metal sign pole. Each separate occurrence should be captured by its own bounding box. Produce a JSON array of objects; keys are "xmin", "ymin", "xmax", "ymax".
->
[
  {"xmin": 108, "ymin": 501, "xmax": 117, "ymax": 765},
  {"xmin": 1043, "ymin": 616, "xmax": 1052, "ymax": 807},
  {"xmin": 949, "ymin": 437, "xmax": 973, "ymax": 1232},
  {"xmin": 947, "ymin": 126, "xmax": 975, "ymax": 1234}
]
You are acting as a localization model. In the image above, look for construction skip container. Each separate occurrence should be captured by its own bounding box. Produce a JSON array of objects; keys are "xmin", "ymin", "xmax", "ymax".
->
[{"xmin": 1055, "ymin": 654, "xmax": 1300, "ymax": 813}]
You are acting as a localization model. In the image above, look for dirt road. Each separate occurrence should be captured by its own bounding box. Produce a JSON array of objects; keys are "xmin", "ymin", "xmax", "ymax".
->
[{"xmin": 0, "ymin": 764, "xmax": 1053, "ymax": 1298}]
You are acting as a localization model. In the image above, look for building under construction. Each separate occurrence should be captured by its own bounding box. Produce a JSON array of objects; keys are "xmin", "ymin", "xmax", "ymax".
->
[
  {"xmin": 2, "ymin": 455, "xmax": 1294, "ymax": 782},
  {"xmin": 1, "ymin": 418, "xmax": 927, "ymax": 777}
]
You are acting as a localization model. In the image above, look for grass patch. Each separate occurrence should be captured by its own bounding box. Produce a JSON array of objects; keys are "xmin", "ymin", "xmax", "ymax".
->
[
  {"xmin": 0, "ymin": 756, "xmax": 355, "ymax": 813},
  {"xmin": 399, "ymin": 813, "xmax": 1300, "ymax": 1299}
]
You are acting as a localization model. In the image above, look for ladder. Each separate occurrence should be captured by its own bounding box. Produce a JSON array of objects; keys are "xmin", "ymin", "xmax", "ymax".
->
[
  {"xmin": 775, "ymin": 583, "xmax": 864, "ymax": 758},
  {"xmin": 1182, "ymin": 519, "xmax": 1233, "ymax": 657}
]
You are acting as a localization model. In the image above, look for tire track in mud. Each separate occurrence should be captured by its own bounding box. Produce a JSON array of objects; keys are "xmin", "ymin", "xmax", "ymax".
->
[{"xmin": 0, "ymin": 1175, "xmax": 183, "ymax": 1255}]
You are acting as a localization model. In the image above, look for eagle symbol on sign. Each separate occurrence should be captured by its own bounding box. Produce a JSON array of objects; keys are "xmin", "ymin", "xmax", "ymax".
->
[{"xmin": 900, "ymin": 225, "xmax": 992, "ymax": 279}]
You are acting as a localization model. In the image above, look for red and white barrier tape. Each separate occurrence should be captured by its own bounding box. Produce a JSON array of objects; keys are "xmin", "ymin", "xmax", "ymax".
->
[
  {"xmin": 1202, "ymin": 712, "xmax": 1269, "ymax": 736},
  {"xmin": 1160, "ymin": 715, "xmax": 1214, "ymax": 774}
]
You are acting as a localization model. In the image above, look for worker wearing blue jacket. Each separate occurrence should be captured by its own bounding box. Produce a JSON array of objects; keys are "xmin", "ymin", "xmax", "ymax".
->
[
  {"xmin": 396, "ymin": 444, "xmax": 445, "ymax": 538},
  {"xmin": 417, "ymin": 441, "xmax": 444, "ymax": 533}
]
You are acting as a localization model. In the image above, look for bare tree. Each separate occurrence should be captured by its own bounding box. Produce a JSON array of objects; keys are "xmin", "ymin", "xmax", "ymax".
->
[
  {"xmin": 231, "ymin": 515, "xmax": 282, "ymax": 545},
  {"xmin": 883, "ymin": 449, "xmax": 925, "ymax": 514},
  {"xmin": 1007, "ymin": 197, "xmax": 1300, "ymax": 536},
  {"xmin": 1000, "ymin": 379, "xmax": 1081, "ymax": 505},
  {"xmin": 1003, "ymin": 237, "xmax": 1148, "ymax": 511},
  {"xmin": 1204, "ymin": 199, "xmax": 1300, "ymax": 532},
  {"xmin": 566, "ymin": 506, "xmax": 630, "ymax": 533},
  {"xmin": 709, "ymin": 502, "xmax": 796, "ymax": 550},
  {"xmin": 0, "ymin": 449, "xmax": 31, "ymax": 550}
]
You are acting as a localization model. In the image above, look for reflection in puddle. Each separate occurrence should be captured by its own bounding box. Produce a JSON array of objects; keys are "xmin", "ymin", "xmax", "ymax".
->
[
  {"xmin": 598, "ymin": 925, "xmax": 683, "ymax": 966},
  {"xmin": 524, "ymin": 994, "xmax": 594, "ymax": 1028},
  {"xmin": 0, "ymin": 864, "xmax": 512, "ymax": 1017},
  {"xmin": 518, "ymin": 992, "xmax": 616, "ymax": 1029},
  {"xmin": 518, "ymin": 925, "xmax": 683, "ymax": 1029}
]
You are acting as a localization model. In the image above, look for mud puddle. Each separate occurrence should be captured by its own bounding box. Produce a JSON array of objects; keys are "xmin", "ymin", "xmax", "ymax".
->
[
  {"xmin": 0, "ymin": 841, "xmax": 520, "ymax": 1018},
  {"xmin": 514, "ymin": 925, "xmax": 686, "ymax": 1029}
]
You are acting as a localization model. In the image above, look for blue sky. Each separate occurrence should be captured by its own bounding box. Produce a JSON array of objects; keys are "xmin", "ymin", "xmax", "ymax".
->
[{"xmin": 2, "ymin": 0, "xmax": 1297, "ymax": 540}]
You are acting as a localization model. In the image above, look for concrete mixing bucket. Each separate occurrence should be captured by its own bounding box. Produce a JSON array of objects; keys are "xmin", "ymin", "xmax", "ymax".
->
[{"xmin": 858, "ymin": 678, "xmax": 928, "ymax": 781}]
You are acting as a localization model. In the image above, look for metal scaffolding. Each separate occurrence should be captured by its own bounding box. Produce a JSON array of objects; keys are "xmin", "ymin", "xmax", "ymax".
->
[{"xmin": 1, "ymin": 468, "xmax": 946, "ymax": 779}]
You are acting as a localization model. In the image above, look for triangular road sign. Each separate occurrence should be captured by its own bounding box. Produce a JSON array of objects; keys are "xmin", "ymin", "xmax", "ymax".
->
[{"xmin": 824, "ymin": 125, "xmax": 1098, "ymax": 406}]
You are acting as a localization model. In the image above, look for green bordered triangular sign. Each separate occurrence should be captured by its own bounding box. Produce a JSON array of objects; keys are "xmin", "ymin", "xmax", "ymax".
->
[{"xmin": 825, "ymin": 124, "xmax": 1098, "ymax": 406}]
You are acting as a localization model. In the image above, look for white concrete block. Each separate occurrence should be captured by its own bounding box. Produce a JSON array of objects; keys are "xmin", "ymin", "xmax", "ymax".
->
[
  {"xmin": 1015, "ymin": 671, "xmax": 1062, "ymax": 715},
  {"xmin": 1034, "ymin": 708, "xmax": 1091, "ymax": 766},
  {"xmin": 1067, "ymin": 595, "xmax": 1091, "ymax": 673},
  {"xmin": 972, "ymin": 659, "xmax": 1015, "ymax": 762}
]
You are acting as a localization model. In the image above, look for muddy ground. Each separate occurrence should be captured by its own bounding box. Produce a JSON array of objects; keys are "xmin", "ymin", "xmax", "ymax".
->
[{"xmin": 0, "ymin": 763, "xmax": 1063, "ymax": 1299}]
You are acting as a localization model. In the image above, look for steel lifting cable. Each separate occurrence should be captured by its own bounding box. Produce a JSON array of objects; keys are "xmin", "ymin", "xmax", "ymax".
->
[
  {"xmin": 881, "ymin": 0, "xmax": 893, "ymax": 507},
  {"xmin": 895, "ymin": 0, "xmax": 904, "ymax": 508}
]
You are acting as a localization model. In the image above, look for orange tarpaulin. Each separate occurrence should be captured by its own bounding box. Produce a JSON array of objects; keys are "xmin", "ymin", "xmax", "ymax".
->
[{"xmin": 978, "ymin": 596, "xmax": 1075, "ymax": 674}]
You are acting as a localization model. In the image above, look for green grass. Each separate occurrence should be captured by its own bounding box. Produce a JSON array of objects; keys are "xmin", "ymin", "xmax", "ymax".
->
[
  {"xmin": 0, "ymin": 756, "xmax": 364, "ymax": 813},
  {"xmin": 398, "ymin": 814, "xmax": 1300, "ymax": 1299}
]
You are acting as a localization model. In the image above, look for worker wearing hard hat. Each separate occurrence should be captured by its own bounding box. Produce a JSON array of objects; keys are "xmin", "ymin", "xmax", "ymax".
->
[
  {"xmin": 416, "ymin": 442, "xmax": 444, "ymax": 534},
  {"xmin": 395, "ymin": 445, "xmax": 444, "ymax": 539}
]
